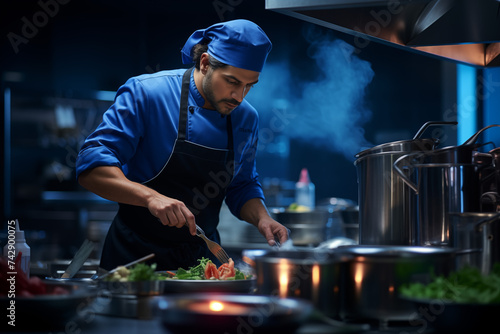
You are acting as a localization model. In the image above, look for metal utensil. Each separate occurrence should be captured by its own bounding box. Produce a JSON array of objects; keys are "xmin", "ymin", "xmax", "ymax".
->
[
  {"xmin": 61, "ymin": 239, "xmax": 95, "ymax": 279},
  {"xmin": 96, "ymin": 253, "xmax": 155, "ymax": 280},
  {"xmin": 195, "ymin": 224, "xmax": 229, "ymax": 264}
]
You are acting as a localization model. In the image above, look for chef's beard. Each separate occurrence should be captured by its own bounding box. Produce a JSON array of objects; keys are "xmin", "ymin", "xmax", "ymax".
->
[{"xmin": 202, "ymin": 69, "xmax": 240, "ymax": 115}]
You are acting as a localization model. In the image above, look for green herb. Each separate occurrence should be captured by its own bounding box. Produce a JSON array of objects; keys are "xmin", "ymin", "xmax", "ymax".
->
[
  {"xmin": 127, "ymin": 263, "xmax": 158, "ymax": 281},
  {"xmin": 170, "ymin": 258, "xmax": 210, "ymax": 280},
  {"xmin": 234, "ymin": 269, "xmax": 246, "ymax": 280},
  {"xmin": 400, "ymin": 263, "xmax": 500, "ymax": 304}
]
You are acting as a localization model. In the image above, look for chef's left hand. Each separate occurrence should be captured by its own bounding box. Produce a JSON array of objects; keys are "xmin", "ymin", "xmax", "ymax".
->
[
  {"xmin": 240, "ymin": 198, "xmax": 290, "ymax": 247},
  {"xmin": 257, "ymin": 216, "xmax": 289, "ymax": 247}
]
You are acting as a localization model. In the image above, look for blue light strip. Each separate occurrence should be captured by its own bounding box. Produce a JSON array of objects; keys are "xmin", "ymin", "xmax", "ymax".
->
[{"xmin": 457, "ymin": 64, "xmax": 477, "ymax": 144}]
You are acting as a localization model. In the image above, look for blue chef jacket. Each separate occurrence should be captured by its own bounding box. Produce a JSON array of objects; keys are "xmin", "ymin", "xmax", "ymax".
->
[{"xmin": 76, "ymin": 68, "xmax": 265, "ymax": 219}]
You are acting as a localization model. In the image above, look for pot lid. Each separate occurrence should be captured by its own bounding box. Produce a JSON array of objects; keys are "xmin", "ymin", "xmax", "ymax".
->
[{"xmin": 335, "ymin": 245, "xmax": 456, "ymax": 258}]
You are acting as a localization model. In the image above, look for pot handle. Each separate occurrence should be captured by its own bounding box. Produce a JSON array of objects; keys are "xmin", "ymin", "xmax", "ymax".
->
[
  {"xmin": 462, "ymin": 124, "xmax": 500, "ymax": 146},
  {"xmin": 413, "ymin": 121, "xmax": 458, "ymax": 139},
  {"xmin": 393, "ymin": 153, "xmax": 423, "ymax": 193}
]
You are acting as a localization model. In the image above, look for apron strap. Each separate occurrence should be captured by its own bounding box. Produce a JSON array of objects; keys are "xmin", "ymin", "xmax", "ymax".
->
[
  {"xmin": 178, "ymin": 67, "xmax": 235, "ymax": 160},
  {"xmin": 226, "ymin": 115, "xmax": 234, "ymax": 176},
  {"xmin": 177, "ymin": 67, "xmax": 193, "ymax": 141}
]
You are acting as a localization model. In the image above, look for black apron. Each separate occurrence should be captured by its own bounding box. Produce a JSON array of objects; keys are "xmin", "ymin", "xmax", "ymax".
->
[{"xmin": 100, "ymin": 67, "xmax": 235, "ymax": 271}]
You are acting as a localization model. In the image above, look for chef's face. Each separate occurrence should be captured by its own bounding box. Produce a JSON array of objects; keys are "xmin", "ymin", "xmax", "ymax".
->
[{"xmin": 202, "ymin": 62, "xmax": 260, "ymax": 115}]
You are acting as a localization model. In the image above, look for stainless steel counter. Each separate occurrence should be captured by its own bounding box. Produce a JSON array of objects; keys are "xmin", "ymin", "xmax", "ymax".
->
[{"xmin": 3, "ymin": 313, "xmax": 437, "ymax": 334}]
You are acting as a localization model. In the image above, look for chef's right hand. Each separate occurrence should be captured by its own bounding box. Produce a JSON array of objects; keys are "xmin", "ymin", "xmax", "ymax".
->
[
  {"xmin": 148, "ymin": 195, "xmax": 196, "ymax": 235},
  {"xmin": 77, "ymin": 166, "xmax": 197, "ymax": 235}
]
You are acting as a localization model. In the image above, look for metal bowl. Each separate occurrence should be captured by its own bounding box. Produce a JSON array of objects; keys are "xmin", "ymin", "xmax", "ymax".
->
[
  {"xmin": 157, "ymin": 294, "xmax": 313, "ymax": 334},
  {"xmin": 97, "ymin": 274, "xmax": 256, "ymax": 296},
  {"xmin": 158, "ymin": 276, "xmax": 256, "ymax": 294},
  {"xmin": 98, "ymin": 279, "xmax": 165, "ymax": 296},
  {"xmin": 0, "ymin": 281, "xmax": 98, "ymax": 331}
]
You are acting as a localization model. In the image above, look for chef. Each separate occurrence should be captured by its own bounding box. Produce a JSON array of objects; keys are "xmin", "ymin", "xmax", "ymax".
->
[{"xmin": 76, "ymin": 19, "xmax": 289, "ymax": 270}]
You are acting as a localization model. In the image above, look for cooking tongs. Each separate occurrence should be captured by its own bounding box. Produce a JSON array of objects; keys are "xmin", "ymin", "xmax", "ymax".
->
[{"xmin": 195, "ymin": 224, "xmax": 230, "ymax": 264}]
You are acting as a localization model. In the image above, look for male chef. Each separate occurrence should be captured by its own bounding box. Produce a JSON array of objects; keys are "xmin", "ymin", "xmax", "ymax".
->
[{"xmin": 76, "ymin": 19, "xmax": 289, "ymax": 270}]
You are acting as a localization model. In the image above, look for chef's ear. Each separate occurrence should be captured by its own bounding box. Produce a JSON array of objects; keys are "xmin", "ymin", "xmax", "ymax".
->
[{"xmin": 200, "ymin": 53, "xmax": 210, "ymax": 75}]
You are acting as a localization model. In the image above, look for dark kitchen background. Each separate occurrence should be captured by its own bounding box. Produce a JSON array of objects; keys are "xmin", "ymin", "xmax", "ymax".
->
[{"xmin": 2, "ymin": 0, "xmax": 500, "ymax": 264}]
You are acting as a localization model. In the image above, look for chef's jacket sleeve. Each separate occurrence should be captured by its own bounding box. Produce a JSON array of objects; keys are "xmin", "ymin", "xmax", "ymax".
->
[
  {"xmin": 225, "ymin": 127, "xmax": 265, "ymax": 220},
  {"xmin": 76, "ymin": 78, "xmax": 147, "ymax": 178}
]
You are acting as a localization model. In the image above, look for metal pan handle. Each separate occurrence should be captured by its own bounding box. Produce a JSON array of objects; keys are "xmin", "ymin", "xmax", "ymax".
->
[
  {"xmin": 462, "ymin": 124, "xmax": 500, "ymax": 146},
  {"xmin": 413, "ymin": 121, "xmax": 458, "ymax": 139},
  {"xmin": 393, "ymin": 152, "xmax": 424, "ymax": 193},
  {"xmin": 475, "ymin": 212, "xmax": 500, "ymax": 232}
]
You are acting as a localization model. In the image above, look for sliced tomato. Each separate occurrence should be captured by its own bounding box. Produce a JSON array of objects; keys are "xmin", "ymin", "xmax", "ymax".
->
[
  {"xmin": 165, "ymin": 271, "xmax": 177, "ymax": 277},
  {"xmin": 218, "ymin": 258, "xmax": 235, "ymax": 280},
  {"xmin": 204, "ymin": 262, "xmax": 219, "ymax": 279}
]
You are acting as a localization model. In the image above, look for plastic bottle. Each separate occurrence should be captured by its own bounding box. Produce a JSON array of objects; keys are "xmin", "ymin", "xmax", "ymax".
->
[
  {"xmin": 295, "ymin": 168, "xmax": 315, "ymax": 209},
  {"xmin": 3, "ymin": 220, "xmax": 31, "ymax": 278}
]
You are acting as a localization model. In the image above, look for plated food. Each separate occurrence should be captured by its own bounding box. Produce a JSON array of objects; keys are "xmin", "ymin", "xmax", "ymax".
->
[
  {"xmin": 163, "ymin": 257, "xmax": 250, "ymax": 281},
  {"xmin": 100, "ymin": 257, "xmax": 255, "ymax": 295},
  {"xmin": 104, "ymin": 257, "xmax": 251, "ymax": 282}
]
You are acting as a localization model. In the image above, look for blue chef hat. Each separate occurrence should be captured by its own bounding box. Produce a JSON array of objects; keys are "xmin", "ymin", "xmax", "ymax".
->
[{"xmin": 181, "ymin": 19, "xmax": 272, "ymax": 73}]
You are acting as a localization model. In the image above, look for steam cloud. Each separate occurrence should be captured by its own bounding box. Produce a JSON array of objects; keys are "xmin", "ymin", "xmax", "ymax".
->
[{"xmin": 247, "ymin": 27, "xmax": 374, "ymax": 161}]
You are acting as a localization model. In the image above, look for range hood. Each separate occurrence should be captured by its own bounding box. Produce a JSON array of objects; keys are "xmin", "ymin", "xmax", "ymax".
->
[{"xmin": 266, "ymin": 0, "xmax": 500, "ymax": 67}]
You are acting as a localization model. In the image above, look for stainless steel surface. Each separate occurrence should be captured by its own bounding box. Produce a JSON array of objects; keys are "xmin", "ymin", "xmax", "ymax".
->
[
  {"xmin": 333, "ymin": 245, "xmax": 457, "ymax": 322},
  {"xmin": 355, "ymin": 138, "xmax": 437, "ymax": 160},
  {"xmin": 412, "ymin": 125, "xmax": 500, "ymax": 165},
  {"xmin": 316, "ymin": 237, "xmax": 357, "ymax": 249},
  {"xmin": 156, "ymin": 273, "xmax": 256, "ymax": 294},
  {"xmin": 395, "ymin": 154, "xmax": 481, "ymax": 245},
  {"xmin": 248, "ymin": 249, "xmax": 348, "ymax": 317},
  {"xmin": 415, "ymin": 163, "xmax": 479, "ymax": 246},
  {"xmin": 61, "ymin": 239, "xmax": 95, "ymax": 278},
  {"xmin": 266, "ymin": 0, "xmax": 500, "ymax": 67},
  {"xmin": 195, "ymin": 224, "xmax": 230, "ymax": 264},
  {"xmin": 98, "ymin": 280, "xmax": 165, "ymax": 296},
  {"xmin": 45, "ymin": 277, "xmax": 97, "ymax": 284},
  {"xmin": 449, "ymin": 212, "xmax": 500, "ymax": 274}
]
